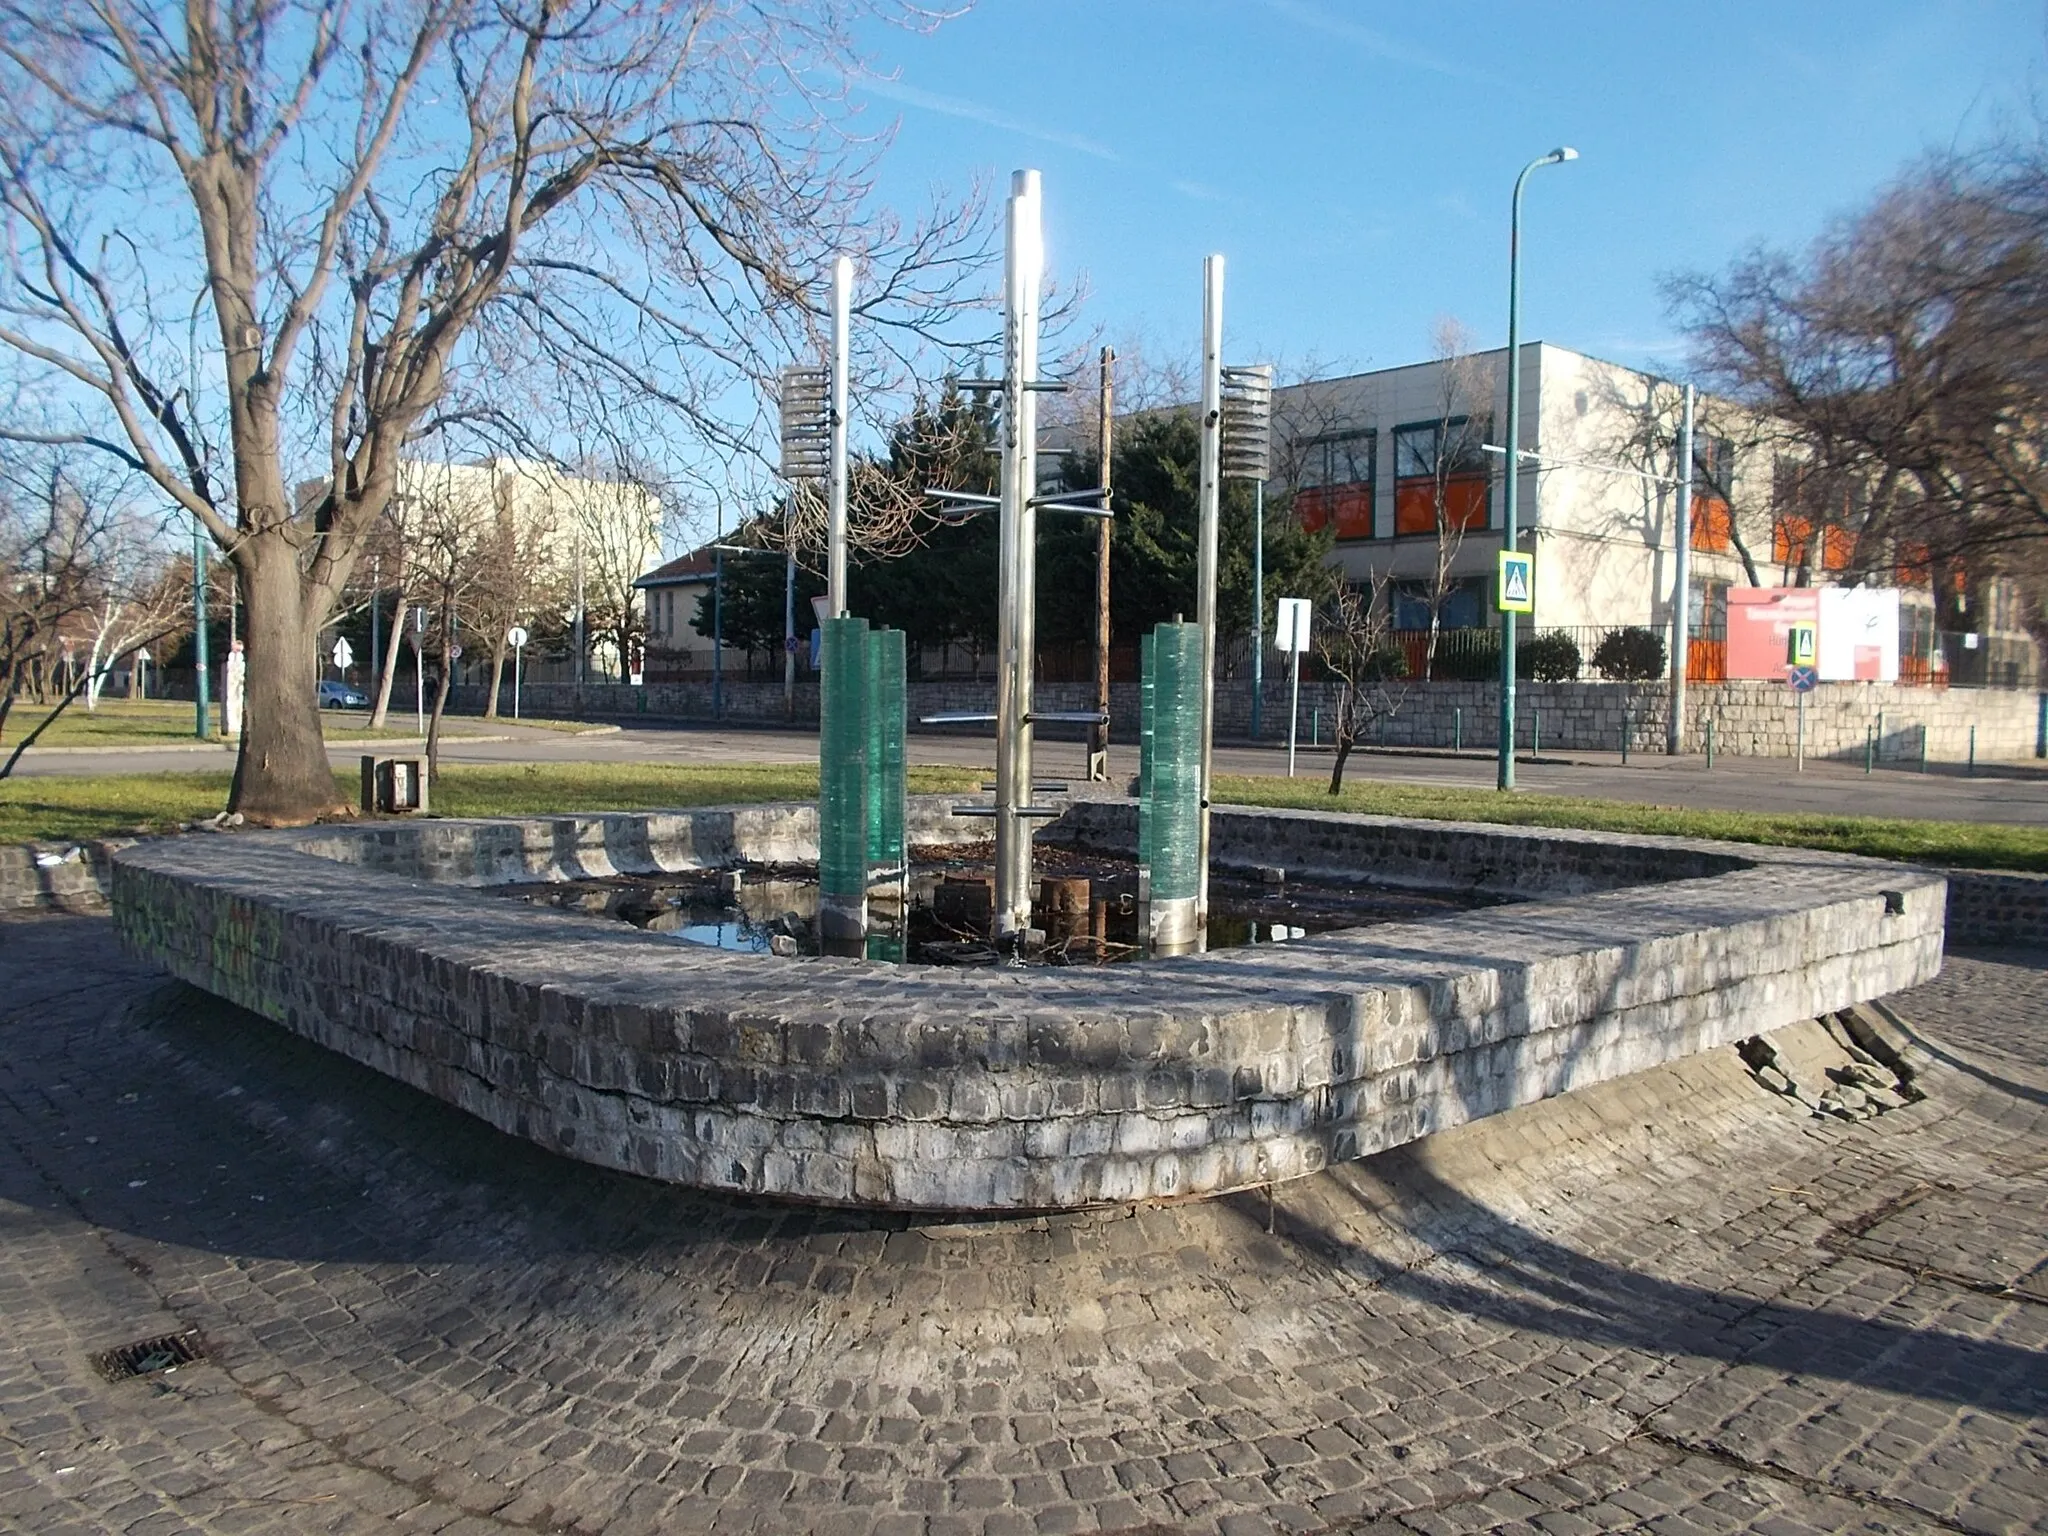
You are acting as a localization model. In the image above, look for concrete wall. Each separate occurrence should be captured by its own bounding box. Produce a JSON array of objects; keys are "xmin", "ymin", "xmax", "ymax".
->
[
  {"xmin": 457, "ymin": 675, "xmax": 2044, "ymax": 763},
  {"xmin": 111, "ymin": 799, "xmax": 1942, "ymax": 1212}
]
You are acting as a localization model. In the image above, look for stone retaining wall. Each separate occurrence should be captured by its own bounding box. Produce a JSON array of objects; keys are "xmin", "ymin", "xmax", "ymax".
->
[
  {"xmin": 110, "ymin": 799, "xmax": 1943, "ymax": 1211},
  {"xmin": 462, "ymin": 676, "xmax": 2044, "ymax": 762},
  {"xmin": 1941, "ymin": 868, "xmax": 2048, "ymax": 949},
  {"xmin": 0, "ymin": 840, "xmax": 128, "ymax": 913}
]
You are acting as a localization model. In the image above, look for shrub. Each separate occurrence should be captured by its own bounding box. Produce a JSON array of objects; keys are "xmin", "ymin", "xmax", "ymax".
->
[
  {"xmin": 1520, "ymin": 631, "xmax": 1582, "ymax": 682},
  {"xmin": 1433, "ymin": 631, "xmax": 1501, "ymax": 681},
  {"xmin": 1592, "ymin": 626, "xmax": 1667, "ymax": 681}
]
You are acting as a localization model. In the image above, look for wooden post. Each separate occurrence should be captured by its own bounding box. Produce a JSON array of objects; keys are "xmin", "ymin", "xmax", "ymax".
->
[{"xmin": 1090, "ymin": 346, "xmax": 1115, "ymax": 781}]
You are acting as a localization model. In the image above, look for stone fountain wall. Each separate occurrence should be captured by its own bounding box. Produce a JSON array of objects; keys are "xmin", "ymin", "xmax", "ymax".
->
[{"xmin": 110, "ymin": 799, "xmax": 1943, "ymax": 1211}]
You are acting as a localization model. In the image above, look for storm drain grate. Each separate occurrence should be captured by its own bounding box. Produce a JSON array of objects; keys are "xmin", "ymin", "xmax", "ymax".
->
[{"xmin": 92, "ymin": 1330, "xmax": 207, "ymax": 1382}]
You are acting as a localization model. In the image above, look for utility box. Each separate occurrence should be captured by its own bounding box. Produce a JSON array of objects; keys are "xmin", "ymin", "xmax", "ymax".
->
[{"xmin": 360, "ymin": 755, "xmax": 429, "ymax": 815}]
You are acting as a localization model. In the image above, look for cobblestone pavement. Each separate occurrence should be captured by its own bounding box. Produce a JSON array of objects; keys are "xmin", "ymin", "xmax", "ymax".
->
[{"xmin": 0, "ymin": 915, "xmax": 2042, "ymax": 1535}]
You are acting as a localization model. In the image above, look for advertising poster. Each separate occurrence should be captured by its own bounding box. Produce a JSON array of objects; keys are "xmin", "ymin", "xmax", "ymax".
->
[
  {"xmin": 1725, "ymin": 588, "xmax": 1821, "ymax": 679},
  {"xmin": 1817, "ymin": 587, "xmax": 1900, "ymax": 681}
]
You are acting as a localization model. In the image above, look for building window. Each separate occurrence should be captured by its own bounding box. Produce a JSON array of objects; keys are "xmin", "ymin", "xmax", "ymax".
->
[
  {"xmin": 1393, "ymin": 579, "xmax": 1484, "ymax": 632},
  {"xmin": 1694, "ymin": 435, "xmax": 1735, "ymax": 499},
  {"xmin": 1689, "ymin": 435, "xmax": 1737, "ymax": 554},
  {"xmin": 1691, "ymin": 497, "xmax": 1732, "ymax": 553},
  {"xmin": 1294, "ymin": 431, "xmax": 1376, "ymax": 540},
  {"xmin": 1392, "ymin": 417, "xmax": 1491, "ymax": 537}
]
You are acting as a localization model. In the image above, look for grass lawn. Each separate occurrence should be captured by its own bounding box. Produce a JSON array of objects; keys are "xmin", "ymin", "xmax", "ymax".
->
[
  {"xmin": 0, "ymin": 762, "xmax": 983, "ymax": 844},
  {"xmin": 2, "ymin": 758, "xmax": 2042, "ymax": 872},
  {"xmin": 1213, "ymin": 772, "xmax": 2048, "ymax": 873}
]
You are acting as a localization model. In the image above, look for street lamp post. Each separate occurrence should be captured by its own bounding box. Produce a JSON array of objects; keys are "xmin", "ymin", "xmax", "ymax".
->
[
  {"xmin": 1498, "ymin": 145, "xmax": 1577, "ymax": 793},
  {"xmin": 713, "ymin": 547, "xmax": 725, "ymax": 719},
  {"xmin": 192, "ymin": 515, "xmax": 210, "ymax": 739}
]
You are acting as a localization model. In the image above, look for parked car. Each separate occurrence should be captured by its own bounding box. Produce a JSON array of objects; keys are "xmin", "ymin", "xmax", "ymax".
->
[{"xmin": 318, "ymin": 679, "xmax": 369, "ymax": 709}]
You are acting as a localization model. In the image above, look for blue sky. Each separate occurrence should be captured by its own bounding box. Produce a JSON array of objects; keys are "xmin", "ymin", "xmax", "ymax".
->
[{"xmin": 851, "ymin": 0, "xmax": 2045, "ymax": 382}]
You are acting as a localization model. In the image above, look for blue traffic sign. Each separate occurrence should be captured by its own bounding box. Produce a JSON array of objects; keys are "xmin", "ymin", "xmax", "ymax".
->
[{"xmin": 1788, "ymin": 665, "xmax": 1818, "ymax": 693}]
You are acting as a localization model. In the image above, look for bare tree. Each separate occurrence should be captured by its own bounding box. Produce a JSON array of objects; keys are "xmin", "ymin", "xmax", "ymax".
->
[
  {"xmin": 1586, "ymin": 369, "xmax": 1774, "ymax": 588},
  {"xmin": 1314, "ymin": 573, "xmax": 1405, "ymax": 794},
  {"xmin": 1411, "ymin": 318, "xmax": 1498, "ymax": 678},
  {"xmin": 1666, "ymin": 140, "xmax": 2048, "ymax": 601},
  {"xmin": 0, "ymin": 447, "xmax": 186, "ymax": 770},
  {"xmin": 78, "ymin": 510, "xmax": 186, "ymax": 710},
  {"xmin": 563, "ymin": 456, "xmax": 665, "ymax": 681},
  {"xmin": 0, "ymin": 452, "xmax": 102, "ymax": 735},
  {"xmin": 362, "ymin": 502, "xmax": 415, "ymax": 729},
  {"xmin": 0, "ymin": 1, "xmax": 989, "ymax": 821},
  {"xmin": 404, "ymin": 472, "xmax": 493, "ymax": 783},
  {"xmin": 469, "ymin": 471, "xmax": 562, "ymax": 716}
]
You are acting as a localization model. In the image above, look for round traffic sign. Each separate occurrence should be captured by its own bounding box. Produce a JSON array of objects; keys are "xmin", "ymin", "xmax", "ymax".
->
[
  {"xmin": 784, "ymin": 635, "xmax": 799, "ymax": 653},
  {"xmin": 448, "ymin": 643, "xmax": 463, "ymax": 660},
  {"xmin": 507, "ymin": 625, "xmax": 530, "ymax": 649}
]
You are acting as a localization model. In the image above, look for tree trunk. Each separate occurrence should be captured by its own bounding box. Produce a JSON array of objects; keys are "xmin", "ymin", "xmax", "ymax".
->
[
  {"xmin": 1327, "ymin": 685, "xmax": 1357, "ymax": 794},
  {"xmin": 370, "ymin": 589, "xmax": 408, "ymax": 729},
  {"xmin": 229, "ymin": 543, "xmax": 344, "ymax": 823},
  {"xmin": 484, "ymin": 639, "xmax": 508, "ymax": 719},
  {"xmin": 426, "ymin": 645, "xmax": 455, "ymax": 785}
]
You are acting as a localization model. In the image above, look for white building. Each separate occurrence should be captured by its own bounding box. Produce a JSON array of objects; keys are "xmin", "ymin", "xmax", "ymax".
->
[{"xmin": 1268, "ymin": 343, "xmax": 2035, "ymax": 685}]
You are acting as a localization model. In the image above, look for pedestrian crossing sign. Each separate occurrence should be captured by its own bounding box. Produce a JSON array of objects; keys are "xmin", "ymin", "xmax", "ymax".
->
[{"xmin": 1497, "ymin": 550, "xmax": 1534, "ymax": 614}]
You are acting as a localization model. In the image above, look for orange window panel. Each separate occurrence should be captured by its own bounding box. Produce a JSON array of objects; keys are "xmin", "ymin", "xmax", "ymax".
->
[
  {"xmin": 1821, "ymin": 525, "xmax": 1854, "ymax": 570},
  {"xmin": 1692, "ymin": 496, "xmax": 1731, "ymax": 553},
  {"xmin": 1330, "ymin": 484, "xmax": 1375, "ymax": 540},
  {"xmin": 1894, "ymin": 540, "xmax": 1930, "ymax": 585},
  {"xmin": 1394, "ymin": 481, "xmax": 1434, "ymax": 535},
  {"xmin": 1393, "ymin": 475, "xmax": 1488, "ymax": 536},
  {"xmin": 1443, "ymin": 474, "xmax": 1489, "ymax": 531},
  {"xmin": 1297, "ymin": 486, "xmax": 1331, "ymax": 534},
  {"xmin": 1772, "ymin": 514, "xmax": 1812, "ymax": 566}
]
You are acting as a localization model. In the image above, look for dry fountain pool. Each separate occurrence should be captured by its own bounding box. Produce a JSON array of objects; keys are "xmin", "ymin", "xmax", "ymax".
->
[{"xmin": 110, "ymin": 794, "xmax": 1944, "ymax": 1211}]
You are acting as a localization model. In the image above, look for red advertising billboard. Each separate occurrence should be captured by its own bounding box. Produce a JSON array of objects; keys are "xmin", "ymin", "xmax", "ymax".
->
[{"xmin": 1725, "ymin": 588, "xmax": 1821, "ymax": 680}]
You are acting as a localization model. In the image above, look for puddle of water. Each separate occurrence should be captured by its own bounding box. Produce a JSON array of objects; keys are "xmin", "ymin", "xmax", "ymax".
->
[{"xmin": 490, "ymin": 845, "xmax": 1490, "ymax": 967}]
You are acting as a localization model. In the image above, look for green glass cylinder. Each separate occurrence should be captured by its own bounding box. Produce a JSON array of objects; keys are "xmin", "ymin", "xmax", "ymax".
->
[
  {"xmin": 866, "ymin": 627, "xmax": 906, "ymax": 875},
  {"xmin": 819, "ymin": 616, "xmax": 871, "ymax": 904},
  {"xmin": 1147, "ymin": 622, "xmax": 1203, "ymax": 903},
  {"xmin": 1138, "ymin": 628, "xmax": 1156, "ymax": 870}
]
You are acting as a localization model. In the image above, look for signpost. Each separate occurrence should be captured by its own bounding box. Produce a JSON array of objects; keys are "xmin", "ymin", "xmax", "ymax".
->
[
  {"xmin": 507, "ymin": 625, "xmax": 529, "ymax": 721},
  {"xmin": 1789, "ymin": 622, "xmax": 1817, "ymax": 771},
  {"xmin": 1497, "ymin": 549, "xmax": 1534, "ymax": 614},
  {"xmin": 331, "ymin": 636, "xmax": 354, "ymax": 672},
  {"xmin": 1275, "ymin": 596, "xmax": 1313, "ymax": 778}
]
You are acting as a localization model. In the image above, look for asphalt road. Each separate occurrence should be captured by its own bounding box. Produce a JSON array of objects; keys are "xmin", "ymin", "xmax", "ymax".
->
[{"xmin": 14, "ymin": 712, "xmax": 2048, "ymax": 825}]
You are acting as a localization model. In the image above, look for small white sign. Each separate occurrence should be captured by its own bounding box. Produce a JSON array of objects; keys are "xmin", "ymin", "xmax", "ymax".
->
[
  {"xmin": 1275, "ymin": 597, "xmax": 1313, "ymax": 654},
  {"xmin": 448, "ymin": 643, "xmax": 463, "ymax": 660},
  {"xmin": 332, "ymin": 637, "xmax": 354, "ymax": 669},
  {"xmin": 506, "ymin": 626, "xmax": 530, "ymax": 650}
]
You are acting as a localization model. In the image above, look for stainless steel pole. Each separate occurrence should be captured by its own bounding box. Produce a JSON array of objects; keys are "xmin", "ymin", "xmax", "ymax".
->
[
  {"xmin": 994, "ymin": 170, "xmax": 1043, "ymax": 941},
  {"xmin": 1287, "ymin": 645, "xmax": 1301, "ymax": 777},
  {"xmin": 828, "ymin": 255, "xmax": 852, "ymax": 618},
  {"xmin": 1251, "ymin": 479, "xmax": 1264, "ymax": 741},
  {"xmin": 1669, "ymin": 383, "xmax": 1694, "ymax": 754},
  {"xmin": 1090, "ymin": 346, "xmax": 1114, "ymax": 781},
  {"xmin": 1194, "ymin": 254, "xmax": 1224, "ymax": 941}
]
